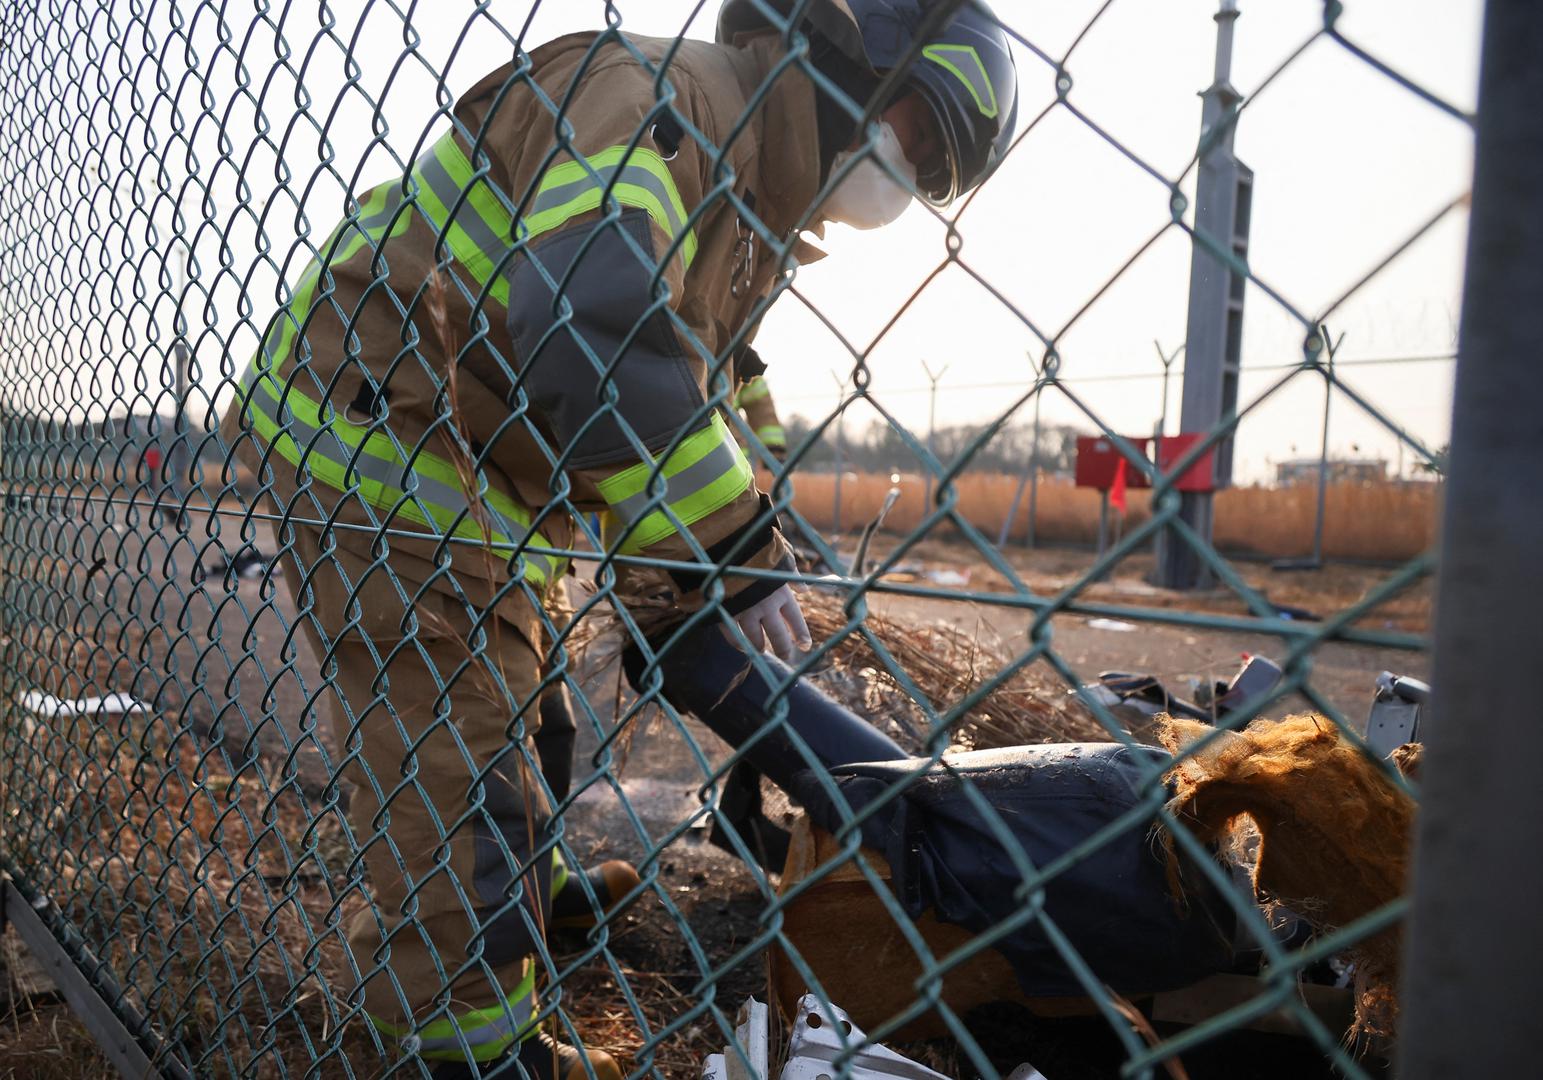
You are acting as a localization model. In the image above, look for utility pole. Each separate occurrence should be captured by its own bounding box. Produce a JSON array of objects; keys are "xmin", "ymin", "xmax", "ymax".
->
[
  {"xmin": 1156, "ymin": 0, "xmax": 1253, "ymax": 589},
  {"xmin": 920, "ymin": 360, "xmax": 949, "ymax": 509}
]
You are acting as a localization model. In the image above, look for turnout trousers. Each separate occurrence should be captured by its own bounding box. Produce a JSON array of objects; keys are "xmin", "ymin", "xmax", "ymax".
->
[{"xmin": 287, "ymin": 536, "xmax": 563, "ymax": 1063}]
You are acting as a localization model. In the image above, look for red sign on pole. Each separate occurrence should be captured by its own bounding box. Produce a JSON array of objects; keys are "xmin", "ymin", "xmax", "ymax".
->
[
  {"xmin": 1074, "ymin": 436, "xmax": 1151, "ymax": 490},
  {"xmin": 1156, "ymin": 434, "xmax": 1217, "ymax": 493}
]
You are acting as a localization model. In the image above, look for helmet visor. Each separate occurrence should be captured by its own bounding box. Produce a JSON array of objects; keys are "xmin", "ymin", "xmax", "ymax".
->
[
  {"xmin": 915, "ymin": 93, "xmax": 961, "ymax": 204},
  {"xmin": 885, "ymin": 90, "xmax": 957, "ymax": 205}
]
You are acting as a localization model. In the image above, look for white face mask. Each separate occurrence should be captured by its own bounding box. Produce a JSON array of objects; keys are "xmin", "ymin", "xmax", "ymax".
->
[{"xmin": 820, "ymin": 121, "xmax": 917, "ymax": 230}]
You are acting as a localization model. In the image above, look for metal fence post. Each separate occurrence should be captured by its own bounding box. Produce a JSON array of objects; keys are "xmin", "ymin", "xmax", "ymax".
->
[
  {"xmin": 1311, "ymin": 326, "xmax": 1341, "ymax": 568},
  {"xmin": 1025, "ymin": 389, "xmax": 1042, "ymax": 548},
  {"xmin": 1153, "ymin": 339, "xmax": 1182, "ymax": 438},
  {"xmin": 1398, "ymin": 1, "xmax": 1543, "ymax": 1074},
  {"xmin": 999, "ymin": 353, "xmax": 1045, "ymax": 549},
  {"xmin": 921, "ymin": 360, "xmax": 948, "ymax": 510},
  {"xmin": 830, "ymin": 371, "xmax": 845, "ymax": 536}
]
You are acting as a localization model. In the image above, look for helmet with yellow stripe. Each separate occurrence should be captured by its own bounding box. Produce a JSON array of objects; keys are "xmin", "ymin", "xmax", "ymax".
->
[{"xmin": 717, "ymin": 0, "xmax": 1019, "ymax": 205}]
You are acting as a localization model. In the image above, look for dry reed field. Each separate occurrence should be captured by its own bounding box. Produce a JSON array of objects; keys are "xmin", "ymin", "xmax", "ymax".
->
[{"xmin": 786, "ymin": 472, "xmax": 1440, "ymax": 563}]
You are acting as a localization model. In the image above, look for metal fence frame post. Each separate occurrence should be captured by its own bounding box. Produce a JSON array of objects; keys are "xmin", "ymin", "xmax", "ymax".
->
[
  {"xmin": 1398, "ymin": 1, "xmax": 1543, "ymax": 1074},
  {"xmin": 921, "ymin": 360, "xmax": 948, "ymax": 511},
  {"xmin": 1311, "ymin": 326, "xmax": 1341, "ymax": 568}
]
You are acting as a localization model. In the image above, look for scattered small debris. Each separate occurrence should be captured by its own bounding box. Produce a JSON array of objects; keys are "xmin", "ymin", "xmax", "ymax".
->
[
  {"xmin": 198, "ymin": 546, "xmax": 271, "ymax": 582},
  {"xmin": 1005, "ymin": 1066, "xmax": 1049, "ymax": 1080},
  {"xmin": 703, "ymin": 994, "xmax": 970, "ymax": 1080},
  {"xmin": 781, "ymin": 994, "xmax": 953, "ymax": 1079},
  {"xmin": 16, "ymin": 691, "xmax": 147, "ymax": 717},
  {"xmin": 701, "ymin": 998, "xmax": 768, "ymax": 1080}
]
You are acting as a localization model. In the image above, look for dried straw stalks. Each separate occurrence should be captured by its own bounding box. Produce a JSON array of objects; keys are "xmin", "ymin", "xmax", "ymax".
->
[
  {"xmin": 1161, "ymin": 714, "xmax": 1418, "ymax": 1043},
  {"xmin": 569, "ymin": 584, "xmax": 1109, "ymax": 756}
]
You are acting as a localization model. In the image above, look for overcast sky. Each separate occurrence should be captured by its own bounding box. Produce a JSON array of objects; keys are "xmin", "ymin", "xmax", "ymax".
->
[{"xmin": 69, "ymin": 0, "xmax": 1481, "ymax": 482}]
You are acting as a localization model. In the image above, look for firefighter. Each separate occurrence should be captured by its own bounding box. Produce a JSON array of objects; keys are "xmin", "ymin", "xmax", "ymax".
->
[{"xmin": 221, "ymin": 1, "xmax": 1016, "ymax": 1075}]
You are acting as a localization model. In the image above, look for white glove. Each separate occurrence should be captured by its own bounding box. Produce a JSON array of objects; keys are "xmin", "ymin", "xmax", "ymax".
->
[{"xmin": 726, "ymin": 584, "xmax": 812, "ymax": 662}]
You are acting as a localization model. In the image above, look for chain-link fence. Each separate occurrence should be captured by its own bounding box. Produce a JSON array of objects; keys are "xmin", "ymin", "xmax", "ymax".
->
[{"xmin": 0, "ymin": 1, "xmax": 1503, "ymax": 1077}]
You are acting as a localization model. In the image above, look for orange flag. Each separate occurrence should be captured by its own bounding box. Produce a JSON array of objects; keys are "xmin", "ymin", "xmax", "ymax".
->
[{"xmin": 1109, "ymin": 456, "xmax": 1128, "ymax": 514}]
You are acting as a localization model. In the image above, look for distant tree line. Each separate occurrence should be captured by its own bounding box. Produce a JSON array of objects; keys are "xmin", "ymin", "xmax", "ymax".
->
[{"xmin": 781, "ymin": 414, "xmax": 1085, "ymax": 476}]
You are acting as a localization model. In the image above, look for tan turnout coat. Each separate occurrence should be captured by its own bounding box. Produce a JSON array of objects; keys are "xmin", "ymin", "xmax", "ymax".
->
[{"xmin": 222, "ymin": 30, "xmax": 822, "ymax": 649}]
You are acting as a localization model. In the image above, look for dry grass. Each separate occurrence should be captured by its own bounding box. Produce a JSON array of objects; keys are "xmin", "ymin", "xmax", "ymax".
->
[
  {"xmin": 796, "ymin": 589, "xmax": 1108, "ymax": 749},
  {"xmin": 788, "ymin": 472, "xmax": 1439, "ymax": 562},
  {"xmin": 1161, "ymin": 714, "xmax": 1418, "ymax": 1042},
  {"xmin": 2, "ymin": 709, "xmax": 374, "ymax": 1077},
  {"xmin": 569, "ymin": 582, "xmax": 1109, "ymax": 755}
]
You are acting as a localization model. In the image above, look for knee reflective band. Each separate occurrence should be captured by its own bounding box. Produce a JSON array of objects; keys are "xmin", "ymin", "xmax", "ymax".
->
[
  {"xmin": 368, "ymin": 961, "xmax": 536, "ymax": 1062},
  {"xmin": 626, "ymin": 621, "xmax": 906, "ymax": 796},
  {"xmin": 595, "ymin": 412, "xmax": 753, "ymax": 554}
]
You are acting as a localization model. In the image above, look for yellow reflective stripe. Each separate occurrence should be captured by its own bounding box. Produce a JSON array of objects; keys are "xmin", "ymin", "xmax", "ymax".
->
[
  {"xmin": 526, "ymin": 145, "xmax": 698, "ymax": 267},
  {"xmin": 549, "ymin": 849, "xmax": 570, "ymax": 900},
  {"xmin": 410, "ymin": 132, "xmax": 516, "ymax": 307},
  {"xmin": 596, "ymin": 413, "xmax": 753, "ymax": 554},
  {"xmin": 922, "ymin": 42, "xmax": 1000, "ymax": 119},
  {"xmin": 754, "ymin": 424, "xmax": 786, "ymax": 446},
  {"xmin": 240, "ymin": 370, "xmax": 564, "ymax": 586},
  {"xmin": 259, "ymin": 183, "xmax": 412, "ymax": 372},
  {"xmin": 370, "ymin": 960, "xmax": 536, "ymax": 1060},
  {"xmin": 736, "ymin": 376, "xmax": 771, "ymax": 406},
  {"xmin": 234, "ymin": 141, "xmax": 572, "ymax": 588}
]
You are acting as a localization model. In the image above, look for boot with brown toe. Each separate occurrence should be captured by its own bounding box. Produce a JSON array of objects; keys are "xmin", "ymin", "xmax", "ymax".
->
[
  {"xmin": 551, "ymin": 859, "xmax": 642, "ymax": 931},
  {"xmin": 429, "ymin": 1032, "xmax": 621, "ymax": 1080}
]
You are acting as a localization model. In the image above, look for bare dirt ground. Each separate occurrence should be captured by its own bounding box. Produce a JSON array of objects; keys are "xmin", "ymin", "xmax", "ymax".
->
[{"xmin": 1, "ymin": 499, "xmax": 1422, "ymax": 1077}]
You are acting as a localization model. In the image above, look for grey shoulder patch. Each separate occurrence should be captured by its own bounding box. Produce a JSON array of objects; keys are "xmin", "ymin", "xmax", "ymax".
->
[{"xmin": 507, "ymin": 209, "xmax": 705, "ymax": 469}]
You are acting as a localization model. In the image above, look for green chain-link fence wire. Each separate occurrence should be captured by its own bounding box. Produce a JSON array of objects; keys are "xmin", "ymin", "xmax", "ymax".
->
[{"xmin": 0, "ymin": 0, "xmax": 1465, "ymax": 1077}]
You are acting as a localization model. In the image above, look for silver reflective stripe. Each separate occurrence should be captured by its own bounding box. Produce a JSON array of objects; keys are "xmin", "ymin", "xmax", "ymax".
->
[
  {"xmin": 414, "ymin": 147, "xmax": 511, "ymax": 270},
  {"xmin": 247, "ymin": 381, "xmax": 533, "ymax": 547},
  {"xmin": 605, "ymin": 434, "xmax": 744, "ymax": 528},
  {"xmin": 358, "ymin": 183, "xmax": 410, "ymax": 238},
  {"xmin": 530, "ymin": 160, "xmax": 687, "ymax": 239}
]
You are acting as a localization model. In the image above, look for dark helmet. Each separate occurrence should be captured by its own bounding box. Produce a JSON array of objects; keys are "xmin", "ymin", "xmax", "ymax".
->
[{"xmin": 717, "ymin": 0, "xmax": 1019, "ymax": 205}]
